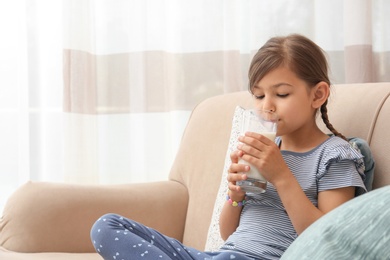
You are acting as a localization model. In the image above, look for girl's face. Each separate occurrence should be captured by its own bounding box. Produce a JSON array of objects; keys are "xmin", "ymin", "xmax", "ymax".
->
[{"xmin": 251, "ymin": 65, "xmax": 317, "ymax": 137}]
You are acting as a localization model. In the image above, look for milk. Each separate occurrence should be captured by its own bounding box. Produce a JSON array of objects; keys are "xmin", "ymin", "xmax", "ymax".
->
[{"xmin": 238, "ymin": 131, "xmax": 276, "ymax": 180}]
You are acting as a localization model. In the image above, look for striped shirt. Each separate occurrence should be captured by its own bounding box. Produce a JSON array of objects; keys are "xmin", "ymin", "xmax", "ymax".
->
[{"xmin": 220, "ymin": 136, "xmax": 367, "ymax": 259}]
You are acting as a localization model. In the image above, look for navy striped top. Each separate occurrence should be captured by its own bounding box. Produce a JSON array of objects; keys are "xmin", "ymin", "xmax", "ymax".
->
[{"xmin": 220, "ymin": 136, "xmax": 367, "ymax": 259}]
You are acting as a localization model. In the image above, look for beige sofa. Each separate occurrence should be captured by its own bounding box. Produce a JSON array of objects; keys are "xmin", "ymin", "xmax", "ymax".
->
[{"xmin": 1, "ymin": 82, "xmax": 390, "ymax": 259}]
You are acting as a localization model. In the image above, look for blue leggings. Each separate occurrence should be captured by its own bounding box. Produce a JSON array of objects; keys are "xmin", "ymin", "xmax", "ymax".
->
[{"xmin": 90, "ymin": 213, "xmax": 254, "ymax": 260}]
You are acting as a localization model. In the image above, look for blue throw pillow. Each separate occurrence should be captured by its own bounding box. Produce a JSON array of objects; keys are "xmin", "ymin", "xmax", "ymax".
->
[
  {"xmin": 281, "ymin": 186, "xmax": 390, "ymax": 259},
  {"xmin": 348, "ymin": 137, "xmax": 375, "ymax": 191}
]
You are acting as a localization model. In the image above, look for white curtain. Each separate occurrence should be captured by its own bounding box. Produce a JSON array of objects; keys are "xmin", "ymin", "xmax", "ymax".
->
[
  {"xmin": 0, "ymin": 0, "xmax": 65, "ymax": 214},
  {"xmin": 1, "ymin": 0, "xmax": 389, "ymax": 214}
]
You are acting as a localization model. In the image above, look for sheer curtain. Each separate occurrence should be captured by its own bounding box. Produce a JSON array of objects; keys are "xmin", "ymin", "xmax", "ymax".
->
[
  {"xmin": 0, "ymin": 0, "xmax": 64, "ymax": 214},
  {"xmin": 1, "ymin": 0, "xmax": 389, "ymax": 214}
]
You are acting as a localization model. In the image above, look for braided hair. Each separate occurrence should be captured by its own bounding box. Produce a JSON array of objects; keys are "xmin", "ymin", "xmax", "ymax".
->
[
  {"xmin": 248, "ymin": 34, "xmax": 347, "ymax": 141},
  {"xmin": 320, "ymin": 100, "xmax": 346, "ymax": 140}
]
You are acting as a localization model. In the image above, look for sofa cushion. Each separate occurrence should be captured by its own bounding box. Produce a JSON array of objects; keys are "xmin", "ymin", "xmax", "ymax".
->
[{"xmin": 281, "ymin": 185, "xmax": 390, "ymax": 259}]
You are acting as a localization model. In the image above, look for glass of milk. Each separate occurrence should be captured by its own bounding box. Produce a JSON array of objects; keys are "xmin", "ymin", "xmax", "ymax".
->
[{"xmin": 236, "ymin": 109, "xmax": 278, "ymax": 193}]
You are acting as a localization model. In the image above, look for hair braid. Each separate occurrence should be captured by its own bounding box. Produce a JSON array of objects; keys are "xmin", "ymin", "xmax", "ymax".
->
[{"xmin": 320, "ymin": 100, "xmax": 347, "ymax": 141}]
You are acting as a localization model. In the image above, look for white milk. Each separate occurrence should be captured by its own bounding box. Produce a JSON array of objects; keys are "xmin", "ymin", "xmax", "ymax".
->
[{"xmin": 238, "ymin": 132, "xmax": 276, "ymax": 180}]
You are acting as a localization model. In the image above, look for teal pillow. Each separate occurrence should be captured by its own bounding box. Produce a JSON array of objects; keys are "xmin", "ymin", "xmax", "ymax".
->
[{"xmin": 281, "ymin": 186, "xmax": 390, "ymax": 259}]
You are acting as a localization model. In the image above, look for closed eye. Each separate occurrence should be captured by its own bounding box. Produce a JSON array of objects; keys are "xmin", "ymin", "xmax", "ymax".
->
[{"xmin": 254, "ymin": 94, "xmax": 289, "ymax": 99}]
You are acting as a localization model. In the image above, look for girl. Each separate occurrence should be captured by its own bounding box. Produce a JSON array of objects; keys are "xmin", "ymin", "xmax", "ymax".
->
[{"xmin": 90, "ymin": 34, "xmax": 366, "ymax": 259}]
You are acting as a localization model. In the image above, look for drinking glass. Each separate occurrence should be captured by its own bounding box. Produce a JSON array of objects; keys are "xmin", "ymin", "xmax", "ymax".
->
[{"xmin": 236, "ymin": 109, "xmax": 278, "ymax": 193}]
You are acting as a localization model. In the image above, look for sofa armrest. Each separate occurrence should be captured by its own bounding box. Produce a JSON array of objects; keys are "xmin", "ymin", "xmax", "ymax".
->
[{"xmin": 0, "ymin": 181, "xmax": 188, "ymax": 253}]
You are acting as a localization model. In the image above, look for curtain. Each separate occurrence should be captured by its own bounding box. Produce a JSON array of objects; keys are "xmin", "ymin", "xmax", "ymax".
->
[{"xmin": 1, "ymin": 0, "xmax": 389, "ymax": 214}]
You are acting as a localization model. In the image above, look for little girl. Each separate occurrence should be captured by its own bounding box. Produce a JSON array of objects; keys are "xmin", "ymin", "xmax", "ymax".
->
[{"xmin": 90, "ymin": 34, "xmax": 366, "ymax": 259}]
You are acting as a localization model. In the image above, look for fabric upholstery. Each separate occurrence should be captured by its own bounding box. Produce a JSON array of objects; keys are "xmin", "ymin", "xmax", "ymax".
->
[
  {"xmin": 1, "ymin": 82, "xmax": 390, "ymax": 259},
  {"xmin": 0, "ymin": 181, "xmax": 187, "ymax": 253}
]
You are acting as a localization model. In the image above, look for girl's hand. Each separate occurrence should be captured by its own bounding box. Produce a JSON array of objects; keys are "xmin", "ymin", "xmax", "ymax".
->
[
  {"xmin": 227, "ymin": 150, "xmax": 248, "ymax": 200},
  {"xmin": 220, "ymin": 150, "xmax": 249, "ymax": 240},
  {"xmin": 237, "ymin": 132, "xmax": 290, "ymax": 185}
]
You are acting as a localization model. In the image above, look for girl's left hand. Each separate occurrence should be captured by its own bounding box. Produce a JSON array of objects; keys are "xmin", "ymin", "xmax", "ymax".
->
[{"xmin": 237, "ymin": 132, "xmax": 290, "ymax": 184}]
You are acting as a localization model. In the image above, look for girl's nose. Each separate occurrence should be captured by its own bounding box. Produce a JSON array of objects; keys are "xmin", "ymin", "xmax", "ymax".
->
[{"xmin": 262, "ymin": 97, "xmax": 275, "ymax": 112}]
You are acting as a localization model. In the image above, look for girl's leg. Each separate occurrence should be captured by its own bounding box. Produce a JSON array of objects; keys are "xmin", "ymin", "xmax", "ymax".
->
[
  {"xmin": 90, "ymin": 213, "xmax": 254, "ymax": 260},
  {"xmin": 91, "ymin": 213, "xmax": 201, "ymax": 260}
]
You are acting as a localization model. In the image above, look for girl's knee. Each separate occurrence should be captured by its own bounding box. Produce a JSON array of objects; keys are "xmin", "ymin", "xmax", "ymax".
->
[
  {"xmin": 97, "ymin": 213, "xmax": 122, "ymax": 223},
  {"xmin": 92, "ymin": 213, "xmax": 119, "ymax": 228},
  {"xmin": 90, "ymin": 213, "xmax": 123, "ymax": 241}
]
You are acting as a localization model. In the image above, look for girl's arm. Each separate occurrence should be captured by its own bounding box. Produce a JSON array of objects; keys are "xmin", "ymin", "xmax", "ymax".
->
[
  {"xmin": 238, "ymin": 133, "xmax": 355, "ymax": 235},
  {"xmin": 219, "ymin": 151, "xmax": 248, "ymax": 240},
  {"xmin": 219, "ymin": 198, "xmax": 243, "ymax": 240},
  {"xmin": 273, "ymin": 172, "xmax": 355, "ymax": 234}
]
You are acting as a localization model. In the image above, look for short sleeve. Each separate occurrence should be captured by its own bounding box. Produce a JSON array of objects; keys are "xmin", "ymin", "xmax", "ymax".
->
[{"xmin": 317, "ymin": 139, "xmax": 367, "ymax": 196}]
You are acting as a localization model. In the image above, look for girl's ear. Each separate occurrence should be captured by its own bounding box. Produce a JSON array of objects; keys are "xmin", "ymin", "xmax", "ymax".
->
[{"xmin": 312, "ymin": 81, "xmax": 329, "ymax": 109}]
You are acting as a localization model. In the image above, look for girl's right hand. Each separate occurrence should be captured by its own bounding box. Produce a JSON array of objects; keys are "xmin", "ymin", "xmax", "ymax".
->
[{"xmin": 227, "ymin": 150, "xmax": 248, "ymax": 200}]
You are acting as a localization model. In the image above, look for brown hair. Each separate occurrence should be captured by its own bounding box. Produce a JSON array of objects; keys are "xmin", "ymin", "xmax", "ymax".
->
[{"xmin": 248, "ymin": 34, "xmax": 346, "ymax": 140}]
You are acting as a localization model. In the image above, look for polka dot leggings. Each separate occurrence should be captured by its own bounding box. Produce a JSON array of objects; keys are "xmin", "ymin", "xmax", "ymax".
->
[{"xmin": 90, "ymin": 213, "xmax": 254, "ymax": 260}]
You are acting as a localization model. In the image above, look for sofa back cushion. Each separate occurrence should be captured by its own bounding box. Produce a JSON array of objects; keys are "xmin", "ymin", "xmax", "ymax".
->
[{"xmin": 169, "ymin": 82, "xmax": 390, "ymax": 251}]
